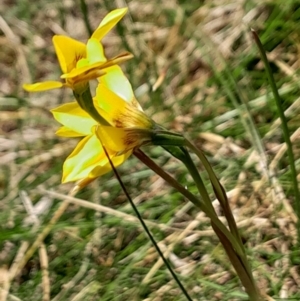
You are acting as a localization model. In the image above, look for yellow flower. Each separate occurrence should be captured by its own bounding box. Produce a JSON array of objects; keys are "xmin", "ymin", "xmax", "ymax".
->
[
  {"xmin": 93, "ymin": 65, "xmax": 154, "ymax": 154},
  {"xmin": 23, "ymin": 8, "xmax": 133, "ymax": 94},
  {"xmin": 51, "ymin": 66, "xmax": 154, "ymax": 186},
  {"xmin": 51, "ymin": 101, "xmax": 131, "ymax": 186}
]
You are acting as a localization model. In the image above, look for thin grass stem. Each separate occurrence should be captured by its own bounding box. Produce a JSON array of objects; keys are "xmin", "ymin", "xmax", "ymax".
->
[
  {"xmin": 79, "ymin": 0, "xmax": 93, "ymax": 36},
  {"xmin": 251, "ymin": 28, "xmax": 300, "ymax": 238}
]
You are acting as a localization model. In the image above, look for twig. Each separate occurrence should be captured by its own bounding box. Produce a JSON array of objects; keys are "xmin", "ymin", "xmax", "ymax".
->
[{"xmin": 39, "ymin": 244, "xmax": 50, "ymax": 301}]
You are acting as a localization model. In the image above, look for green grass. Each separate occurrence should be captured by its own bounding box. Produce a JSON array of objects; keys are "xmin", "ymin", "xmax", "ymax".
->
[{"xmin": 1, "ymin": 0, "xmax": 300, "ymax": 300}]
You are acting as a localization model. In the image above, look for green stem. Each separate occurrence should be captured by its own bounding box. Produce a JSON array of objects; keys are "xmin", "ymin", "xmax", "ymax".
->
[
  {"xmin": 151, "ymin": 130, "xmax": 245, "ymax": 253},
  {"xmin": 184, "ymin": 139, "xmax": 244, "ymax": 251},
  {"xmin": 183, "ymin": 139, "xmax": 261, "ymax": 299},
  {"xmin": 211, "ymin": 224, "xmax": 262, "ymax": 301},
  {"xmin": 134, "ymin": 149, "xmax": 244, "ymax": 260},
  {"xmin": 168, "ymin": 146, "xmax": 216, "ymax": 212},
  {"xmin": 135, "ymin": 149, "xmax": 262, "ymax": 300},
  {"xmin": 73, "ymin": 86, "xmax": 110, "ymax": 126},
  {"xmin": 149, "ymin": 131, "xmax": 262, "ymax": 300},
  {"xmin": 149, "ymin": 131, "xmax": 244, "ymax": 251},
  {"xmin": 251, "ymin": 29, "xmax": 300, "ymax": 232}
]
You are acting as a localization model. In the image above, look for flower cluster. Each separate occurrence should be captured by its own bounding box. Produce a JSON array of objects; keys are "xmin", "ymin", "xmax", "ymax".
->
[{"xmin": 24, "ymin": 8, "xmax": 154, "ymax": 188}]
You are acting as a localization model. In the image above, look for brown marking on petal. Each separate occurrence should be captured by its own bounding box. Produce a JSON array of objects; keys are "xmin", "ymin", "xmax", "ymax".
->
[
  {"xmin": 71, "ymin": 53, "xmax": 86, "ymax": 72},
  {"xmin": 112, "ymin": 107, "xmax": 154, "ymax": 130},
  {"xmin": 122, "ymin": 130, "xmax": 139, "ymax": 147},
  {"xmin": 123, "ymin": 135, "xmax": 136, "ymax": 147},
  {"xmin": 123, "ymin": 129, "xmax": 152, "ymax": 150},
  {"xmin": 113, "ymin": 117, "xmax": 125, "ymax": 128},
  {"xmin": 75, "ymin": 53, "xmax": 85, "ymax": 62},
  {"xmin": 72, "ymin": 58, "xmax": 77, "ymax": 69}
]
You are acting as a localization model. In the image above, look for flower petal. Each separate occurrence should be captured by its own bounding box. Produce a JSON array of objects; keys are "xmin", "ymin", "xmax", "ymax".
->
[
  {"xmin": 92, "ymin": 8, "xmax": 128, "ymax": 40},
  {"xmin": 95, "ymin": 125, "xmax": 151, "ymax": 153},
  {"xmin": 96, "ymin": 125, "xmax": 126, "ymax": 152},
  {"xmin": 51, "ymin": 102, "xmax": 97, "ymax": 136},
  {"xmin": 86, "ymin": 38, "xmax": 107, "ymax": 64},
  {"xmin": 62, "ymin": 134, "xmax": 112, "ymax": 183},
  {"xmin": 89, "ymin": 151, "xmax": 131, "ymax": 177},
  {"xmin": 23, "ymin": 81, "xmax": 63, "ymax": 92},
  {"xmin": 99, "ymin": 66, "xmax": 134, "ymax": 103},
  {"xmin": 52, "ymin": 35, "xmax": 86, "ymax": 74},
  {"xmin": 75, "ymin": 151, "xmax": 131, "ymax": 188},
  {"xmin": 94, "ymin": 84, "xmax": 153, "ymax": 128},
  {"xmin": 55, "ymin": 126, "xmax": 84, "ymax": 137},
  {"xmin": 93, "ymin": 84, "xmax": 127, "ymax": 126}
]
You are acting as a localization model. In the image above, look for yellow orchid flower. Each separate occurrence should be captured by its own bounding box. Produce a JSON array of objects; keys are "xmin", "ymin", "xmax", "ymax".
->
[
  {"xmin": 51, "ymin": 66, "xmax": 154, "ymax": 186},
  {"xmin": 23, "ymin": 8, "xmax": 133, "ymax": 94}
]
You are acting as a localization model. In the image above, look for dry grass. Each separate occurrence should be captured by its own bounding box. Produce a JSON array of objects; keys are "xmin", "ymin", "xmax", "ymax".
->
[{"xmin": 0, "ymin": 0, "xmax": 300, "ymax": 300}]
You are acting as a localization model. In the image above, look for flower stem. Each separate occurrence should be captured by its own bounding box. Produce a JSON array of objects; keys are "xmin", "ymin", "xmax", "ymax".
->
[
  {"xmin": 73, "ymin": 85, "xmax": 110, "ymax": 126},
  {"xmin": 184, "ymin": 139, "xmax": 244, "ymax": 250},
  {"xmin": 149, "ymin": 130, "xmax": 262, "ymax": 300},
  {"xmin": 134, "ymin": 149, "xmax": 245, "ymax": 260},
  {"xmin": 182, "ymin": 140, "xmax": 261, "ymax": 300}
]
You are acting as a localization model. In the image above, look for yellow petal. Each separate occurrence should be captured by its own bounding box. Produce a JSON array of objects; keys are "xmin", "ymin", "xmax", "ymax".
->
[
  {"xmin": 92, "ymin": 8, "xmax": 128, "ymax": 40},
  {"xmin": 75, "ymin": 151, "xmax": 131, "ymax": 188},
  {"xmin": 99, "ymin": 66, "xmax": 134, "ymax": 103},
  {"xmin": 55, "ymin": 126, "xmax": 84, "ymax": 137},
  {"xmin": 93, "ymin": 84, "xmax": 127, "ymax": 125},
  {"xmin": 89, "ymin": 151, "xmax": 131, "ymax": 177},
  {"xmin": 52, "ymin": 35, "xmax": 86, "ymax": 74},
  {"xmin": 23, "ymin": 81, "xmax": 63, "ymax": 92},
  {"xmin": 51, "ymin": 102, "xmax": 97, "ymax": 136},
  {"xmin": 94, "ymin": 84, "xmax": 153, "ymax": 128},
  {"xmin": 62, "ymin": 134, "xmax": 113, "ymax": 183},
  {"xmin": 95, "ymin": 125, "xmax": 151, "ymax": 153},
  {"xmin": 96, "ymin": 125, "xmax": 126, "ymax": 152},
  {"xmin": 76, "ymin": 58, "xmax": 90, "ymax": 69},
  {"xmin": 86, "ymin": 38, "xmax": 107, "ymax": 64}
]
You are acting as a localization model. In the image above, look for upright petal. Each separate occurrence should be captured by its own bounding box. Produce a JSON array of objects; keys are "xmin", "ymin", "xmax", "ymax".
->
[
  {"xmin": 86, "ymin": 39, "xmax": 107, "ymax": 64},
  {"xmin": 92, "ymin": 8, "xmax": 128, "ymax": 40},
  {"xmin": 51, "ymin": 102, "xmax": 97, "ymax": 136},
  {"xmin": 100, "ymin": 66, "xmax": 134, "ymax": 103},
  {"xmin": 53, "ymin": 35, "xmax": 86, "ymax": 74}
]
